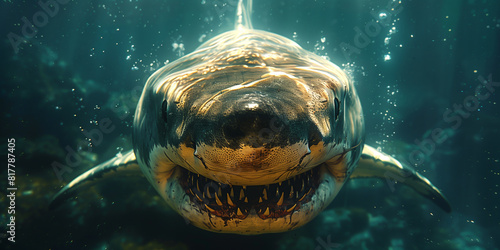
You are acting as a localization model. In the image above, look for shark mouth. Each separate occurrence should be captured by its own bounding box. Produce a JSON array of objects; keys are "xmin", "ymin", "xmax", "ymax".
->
[{"xmin": 179, "ymin": 167, "xmax": 320, "ymax": 220}]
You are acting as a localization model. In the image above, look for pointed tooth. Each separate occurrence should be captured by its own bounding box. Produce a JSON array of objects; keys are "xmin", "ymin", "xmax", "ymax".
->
[
  {"xmin": 196, "ymin": 180, "xmax": 200, "ymax": 192},
  {"xmin": 237, "ymin": 207, "xmax": 244, "ymax": 216},
  {"xmin": 239, "ymin": 189, "xmax": 245, "ymax": 200},
  {"xmin": 230, "ymin": 188, "xmax": 234, "ymax": 198},
  {"xmin": 215, "ymin": 193, "xmax": 223, "ymax": 206},
  {"xmin": 205, "ymin": 204, "xmax": 216, "ymax": 213},
  {"xmin": 206, "ymin": 186, "xmax": 212, "ymax": 199},
  {"xmin": 301, "ymin": 179, "xmax": 305, "ymax": 192},
  {"xmin": 289, "ymin": 186, "xmax": 294, "ymax": 198},
  {"xmin": 262, "ymin": 188, "xmax": 268, "ymax": 200},
  {"xmin": 298, "ymin": 189, "xmax": 311, "ymax": 202},
  {"xmin": 244, "ymin": 197, "xmax": 248, "ymax": 203},
  {"xmin": 243, "ymin": 185, "xmax": 246, "ymax": 190},
  {"xmin": 227, "ymin": 193, "xmax": 235, "ymax": 207},
  {"xmin": 279, "ymin": 181, "xmax": 282, "ymax": 186},
  {"xmin": 286, "ymin": 204, "xmax": 297, "ymax": 213},
  {"xmin": 298, "ymin": 194, "xmax": 306, "ymax": 202},
  {"xmin": 263, "ymin": 207, "xmax": 270, "ymax": 216},
  {"xmin": 277, "ymin": 192, "xmax": 284, "ymax": 206},
  {"xmin": 259, "ymin": 197, "xmax": 263, "ymax": 203},
  {"xmin": 276, "ymin": 187, "xmax": 279, "ymax": 197},
  {"xmin": 218, "ymin": 187, "xmax": 222, "ymax": 197},
  {"xmin": 195, "ymin": 193, "xmax": 203, "ymax": 202},
  {"xmin": 296, "ymin": 192, "xmax": 299, "ymax": 199}
]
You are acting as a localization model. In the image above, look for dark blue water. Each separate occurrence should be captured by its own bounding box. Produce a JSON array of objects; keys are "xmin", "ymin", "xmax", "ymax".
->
[{"xmin": 1, "ymin": 0, "xmax": 499, "ymax": 249}]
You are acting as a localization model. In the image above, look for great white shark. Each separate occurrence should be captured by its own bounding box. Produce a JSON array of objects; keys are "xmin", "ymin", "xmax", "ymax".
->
[{"xmin": 51, "ymin": 0, "xmax": 451, "ymax": 234}]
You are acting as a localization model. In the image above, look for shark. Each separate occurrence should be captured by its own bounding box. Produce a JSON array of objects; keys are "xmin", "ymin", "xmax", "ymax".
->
[{"xmin": 51, "ymin": 0, "xmax": 450, "ymax": 234}]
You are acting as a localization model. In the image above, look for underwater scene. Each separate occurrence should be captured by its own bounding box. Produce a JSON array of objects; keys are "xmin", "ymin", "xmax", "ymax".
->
[{"xmin": 1, "ymin": 0, "xmax": 499, "ymax": 249}]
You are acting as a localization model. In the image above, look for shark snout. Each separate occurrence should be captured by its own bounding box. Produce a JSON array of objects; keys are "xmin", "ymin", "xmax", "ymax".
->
[{"xmin": 221, "ymin": 102, "xmax": 285, "ymax": 148}]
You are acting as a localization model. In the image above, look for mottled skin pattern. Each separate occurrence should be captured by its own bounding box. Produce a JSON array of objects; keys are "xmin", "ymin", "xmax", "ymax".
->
[{"xmin": 132, "ymin": 28, "xmax": 365, "ymax": 233}]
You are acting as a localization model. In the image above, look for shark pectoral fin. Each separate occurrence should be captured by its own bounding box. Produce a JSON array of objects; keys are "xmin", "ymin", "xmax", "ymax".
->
[
  {"xmin": 49, "ymin": 150, "xmax": 141, "ymax": 210},
  {"xmin": 351, "ymin": 145, "xmax": 452, "ymax": 213}
]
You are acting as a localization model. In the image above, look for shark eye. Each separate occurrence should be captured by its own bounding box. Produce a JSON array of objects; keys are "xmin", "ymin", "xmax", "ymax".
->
[
  {"xmin": 334, "ymin": 98, "xmax": 340, "ymax": 121},
  {"xmin": 161, "ymin": 100, "xmax": 168, "ymax": 123}
]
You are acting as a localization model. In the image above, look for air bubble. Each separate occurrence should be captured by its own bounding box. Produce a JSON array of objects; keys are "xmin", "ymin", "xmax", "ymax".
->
[
  {"xmin": 384, "ymin": 37, "xmax": 391, "ymax": 45},
  {"xmin": 198, "ymin": 34, "xmax": 207, "ymax": 43}
]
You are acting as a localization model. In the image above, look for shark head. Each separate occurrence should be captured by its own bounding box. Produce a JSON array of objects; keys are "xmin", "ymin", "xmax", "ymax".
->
[{"xmin": 132, "ymin": 27, "xmax": 364, "ymax": 234}]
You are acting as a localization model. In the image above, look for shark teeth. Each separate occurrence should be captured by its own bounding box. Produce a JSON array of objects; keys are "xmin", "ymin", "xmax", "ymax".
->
[
  {"xmin": 237, "ymin": 207, "xmax": 244, "ymax": 217},
  {"xmin": 182, "ymin": 165, "xmax": 319, "ymax": 219},
  {"xmin": 239, "ymin": 189, "xmax": 245, "ymax": 200},
  {"xmin": 206, "ymin": 186, "xmax": 212, "ymax": 199},
  {"xmin": 227, "ymin": 193, "xmax": 236, "ymax": 207},
  {"xmin": 263, "ymin": 207, "xmax": 270, "ymax": 216},
  {"xmin": 205, "ymin": 204, "xmax": 216, "ymax": 213},
  {"xmin": 215, "ymin": 192, "xmax": 223, "ymax": 206},
  {"xmin": 276, "ymin": 192, "xmax": 284, "ymax": 206}
]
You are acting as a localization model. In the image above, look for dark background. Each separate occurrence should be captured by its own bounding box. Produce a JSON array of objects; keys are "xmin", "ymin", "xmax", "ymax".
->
[{"xmin": 1, "ymin": 0, "xmax": 499, "ymax": 249}]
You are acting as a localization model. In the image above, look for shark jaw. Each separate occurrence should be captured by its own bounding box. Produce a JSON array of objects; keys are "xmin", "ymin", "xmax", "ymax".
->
[{"xmin": 153, "ymin": 161, "xmax": 342, "ymax": 234}]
